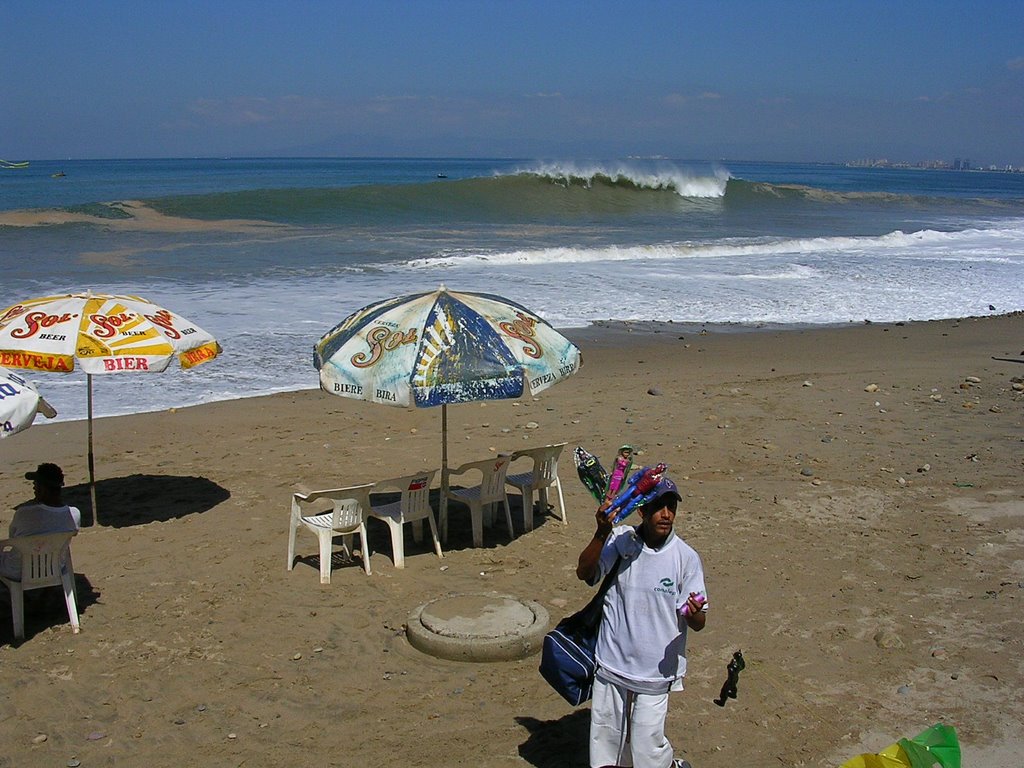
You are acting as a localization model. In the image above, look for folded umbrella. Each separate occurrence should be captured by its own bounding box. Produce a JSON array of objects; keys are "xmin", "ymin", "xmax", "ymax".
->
[{"xmin": 0, "ymin": 367, "xmax": 56, "ymax": 439}]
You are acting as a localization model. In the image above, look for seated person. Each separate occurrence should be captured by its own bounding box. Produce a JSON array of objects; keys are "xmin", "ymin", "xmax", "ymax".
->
[{"xmin": 1, "ymin": 463, "xmax": 81, "ymax": 578}]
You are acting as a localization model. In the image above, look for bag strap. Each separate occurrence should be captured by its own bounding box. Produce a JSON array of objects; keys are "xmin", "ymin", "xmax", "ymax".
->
[
  {"xmin": 570, "ymin": 555, "xmax": 623, "ymax": 631},
  {"xmin": 596, "ymin": 555, "xmax": 623, "ymax": 600}
]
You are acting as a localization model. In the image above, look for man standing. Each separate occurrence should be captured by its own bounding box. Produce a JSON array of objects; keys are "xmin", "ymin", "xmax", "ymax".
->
[
  {"xmin": 1, "ymin": 463, "xmax": 81, "ymax": 578},
  {"xmin": 576, "ymin": 472, "xmax": 707, "ymax": 768}
]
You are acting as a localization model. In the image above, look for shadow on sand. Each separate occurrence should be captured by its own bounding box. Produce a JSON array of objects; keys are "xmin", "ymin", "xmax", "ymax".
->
[
  {"xmin": 290, "ymin": 486, "xmax": 558, "ymax": 576},
  {"xmin": 0, "ymin": 572, "xmax": 100, "ymax": 647},
  {"xmin": 59, "ymin": 474, "xmax": 231, "ymax": 528},
  {"xmin": 516, "ymin": 710, "xmax": 591, "ymax": 768},
  {"xmin": 366, "ymin": 486, "xmax": 552, "ymax": 559}
]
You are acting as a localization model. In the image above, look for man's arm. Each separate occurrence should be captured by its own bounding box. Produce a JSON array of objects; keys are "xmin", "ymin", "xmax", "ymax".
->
[
  {"xmin": 8, "ymin": 508, "xmax": 25, "ymax": 538},
  {"xmin": 576, "ymin": 504, "xmax": 615, "ymax": 582}
]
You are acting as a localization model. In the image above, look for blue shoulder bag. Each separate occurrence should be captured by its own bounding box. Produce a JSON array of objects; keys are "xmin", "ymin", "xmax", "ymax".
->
[{"xmin": 539, "ymin": 557, "xmax": 622, "ymax": 706}]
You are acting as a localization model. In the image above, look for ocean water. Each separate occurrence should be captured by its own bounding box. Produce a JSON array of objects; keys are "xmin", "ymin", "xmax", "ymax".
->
[{"xmin": 1, "ymin": 157, "xmax": 1022, "ymax": 422}]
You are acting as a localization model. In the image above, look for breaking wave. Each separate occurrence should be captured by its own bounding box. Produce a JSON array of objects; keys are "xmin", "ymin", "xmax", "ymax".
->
[
  {"xmin": 404, "ymin": 223, "xmax": 1024, "ymax": 269},
  {"xmin": 509, "ymin": 161, "xmax": 730, "ymax": 198}
]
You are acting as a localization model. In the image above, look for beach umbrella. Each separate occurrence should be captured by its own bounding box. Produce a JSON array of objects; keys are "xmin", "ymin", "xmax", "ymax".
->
[
  {"xmin": 841, "ymin": 723, "xmax": 960, "ymax": 768},
  {"xmin": 314, "ymin": 286, "xmax": 582, "ymax": 537},
  {"xmin": 0, "ymin": 293, "xmax": 222, "ymax": 521},
  {"xmin": 0, "ymin": 367, "xmax": 57, "ymax": 438}
]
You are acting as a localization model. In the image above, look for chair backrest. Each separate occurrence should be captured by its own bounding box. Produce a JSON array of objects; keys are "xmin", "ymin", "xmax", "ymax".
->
[
  {"xmin": 399, "ymin": 469, "xmax": 436, "ymax": 516},
  {"xmin": 293, "ymin": 484, "xmax": 373, "ymax": 529},
  {"xmin": 511, "ymin": 442, "xmax": 566, "ymax": 485},
  {"xmin": 330, "ymin": 495, "xmax": 366, "ymax": 529},
  {"xmin": 458, "ymin": 456, "xmax": 511, "ymax": 504},
  {"xmin": 0, "ymin": 531, "xmax": 76, "ymax": 589}
]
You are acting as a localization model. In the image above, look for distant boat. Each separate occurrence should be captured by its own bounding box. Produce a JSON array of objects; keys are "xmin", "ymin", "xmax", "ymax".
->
[
  {"xmin": 0, "ymin": 159, "xmax": 30, "ymax": 169},
  {"xmin": 51, "ymin": 171, "xmax": 66, "ymax": 178},
  {"xmin": 436, "ymin": 173, "xmax": 448, "ymax": 179}
]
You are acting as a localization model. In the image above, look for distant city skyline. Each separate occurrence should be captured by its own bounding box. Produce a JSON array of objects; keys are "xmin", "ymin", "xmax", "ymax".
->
[
  {"xmin": 845, "ymin": 157, "xmax": 1021, "ymax": 172},
  {"xmin": 2, "ymin": 2, "xmax": 1022, "ymax": 166}
]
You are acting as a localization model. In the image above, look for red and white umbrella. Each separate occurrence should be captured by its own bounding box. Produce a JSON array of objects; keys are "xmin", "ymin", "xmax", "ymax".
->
[
  {"xmin": 0, "ymin": 293, "xmax": 221, "ymax": 520},
  {"xmin": 0, "ymin": 367, "xmax": 56, "ymax": 439}
]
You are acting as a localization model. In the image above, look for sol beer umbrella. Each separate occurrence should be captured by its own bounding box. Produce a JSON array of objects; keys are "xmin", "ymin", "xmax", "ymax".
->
[
  {"xmin": 0, "ymin": 367, "xmax": 57, "ymax": 439},
  {"xmin": 314, "ymin": 286, "xmax": 582, "ymax": 536},
  {"xmin": 0, "ymin": 293, "xmax": 221, "ymax": 521}
]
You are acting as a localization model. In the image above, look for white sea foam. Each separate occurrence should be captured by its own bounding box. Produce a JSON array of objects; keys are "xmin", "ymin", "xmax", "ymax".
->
[
  {"xmin": 405, "ymin": 222, "xmax": 1024, "ymax": 270},
  {"xmin": 509, "ymin": 160, "xmax": 730, "ymax": 198},
  {"xmin": 23, "ymin": 217, "xmax": 1024, "ymax": 425}
]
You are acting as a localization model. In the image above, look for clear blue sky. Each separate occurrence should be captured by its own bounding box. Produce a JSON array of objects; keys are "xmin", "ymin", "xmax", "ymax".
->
[{"xmin": 3, "ymin": 1, "xmax": 1022, "ymax": 164}]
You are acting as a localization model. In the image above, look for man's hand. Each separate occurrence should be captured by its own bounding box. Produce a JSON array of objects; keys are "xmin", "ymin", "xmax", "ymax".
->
[
  {"xmin": 577, "ymin": 502, "xmax": 615, "ymax": 582},
  {"xmin": 594, "ymin": 500, "xmax": 615, "ymax": 539},
  {"xmin": 682, "ymin": 592, "xmax": 707, "ymax": 631}
]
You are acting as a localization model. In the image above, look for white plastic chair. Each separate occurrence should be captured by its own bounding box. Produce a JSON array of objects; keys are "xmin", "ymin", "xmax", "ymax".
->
[
  {"xmin": 442, "ymin": 456, "xmax": 514, "ymax": 548},
  {"xmin": 0, "ymin": 531, "xmax": 80, "ymax": 641},
  {"xmin": 367, "ymin": 470, "xmax": 442, "ymax": 568},
  {"xmin": 505, "ymin": 442, "xmax": 568, "ymax": 532},
  {"xmin": 287, "ymin": 484, "xmax": 374, "ymax": 583}
]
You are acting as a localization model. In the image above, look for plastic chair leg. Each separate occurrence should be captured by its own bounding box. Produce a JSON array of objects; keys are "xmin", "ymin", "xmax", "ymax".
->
[
  {"xmin": 358, "ymin": 524, "xmax": 372, "ymax": 575},
  {"xmin": 554, "ymin": 480, "xmax": 567, "ymax": 524},
  {"xmin": 521, "ymin": 487, "xmax": 535, "ymax": 533},
  {"xmin": 339, "ymin": 533, "xmax": 354, "ymax": 560},
  {"xmin": 64, "ymin": 552, "xmax": 79, "ymax": 607},
  {"xmin": 439, "ymin": 499, "xmax": 449, "ymax": 544},
  {"xmin": 388, "ymin": 521, "xmax": 406, "ymax": 568},
  {"xmin": 10, "ymin": 585, "xmax": 25, "ymax": 640},
  {"xmin": 286, "ymin": 518, "xmax": 298, "ymax": 571},
  {"xmin": 317, "ymin": 530, "xmax": 333, "ymax": 584},
  {"xmin": 470, "ymin": 504, "xmax": 484, "ymax": 548},
  {"xmin": 425, "ymin": 515, "xmax": 443, "ymax": 559},
  {"xmin": 62, "ymin": 571, "xmax": 80, "ymax": 633},
  {"xmin": 502, "ymin": 498, "xmax": 514, "ymax": 540}
]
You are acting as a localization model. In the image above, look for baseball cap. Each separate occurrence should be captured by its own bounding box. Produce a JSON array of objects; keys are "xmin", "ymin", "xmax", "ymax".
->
[
  {"xmin": 651, "ymin": 475, "xmax": 682, "ymax": 503},
  {"xmin": 25, "ymin": 462, "xmax": 64, "ymax": 487},
  {"xmin": 636, "ymin": 466, "xmax": 682, "ymax": 505}
]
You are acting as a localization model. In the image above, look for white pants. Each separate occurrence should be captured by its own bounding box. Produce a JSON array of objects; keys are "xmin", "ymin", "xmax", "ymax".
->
[{"xmin": 590, "ymin": 676, "xmax": 673, "ymax": 768}]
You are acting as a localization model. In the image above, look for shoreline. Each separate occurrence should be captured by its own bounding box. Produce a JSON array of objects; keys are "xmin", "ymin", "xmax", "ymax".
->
[
  {"xmin": 28, "ymin": 311, "xmax": 1024, "ymax": 426},
  {"xmin": 577, "ymin": 308, "xmax": 1024, "ymax": 336}
]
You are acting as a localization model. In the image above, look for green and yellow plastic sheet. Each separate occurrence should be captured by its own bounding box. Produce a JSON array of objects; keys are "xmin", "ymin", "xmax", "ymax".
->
[{"xmin": 840, "ymin": 723, "xmax": 959, "ymax": 768}]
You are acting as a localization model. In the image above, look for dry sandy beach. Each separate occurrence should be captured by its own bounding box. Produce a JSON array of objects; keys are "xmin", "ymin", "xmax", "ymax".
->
[{"xmin": 1, "ymin": 314, "xmax": 1022, "ymax": 767}]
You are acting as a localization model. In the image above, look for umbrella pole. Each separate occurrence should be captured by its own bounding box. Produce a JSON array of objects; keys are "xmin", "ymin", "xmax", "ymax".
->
[
  {"xmin": 87, "ymin": 374, "xmax": 98, "ymax": 526},
  {"xmin": 440, "ymin": 403, "xmax": 448, "ymax": 543}
]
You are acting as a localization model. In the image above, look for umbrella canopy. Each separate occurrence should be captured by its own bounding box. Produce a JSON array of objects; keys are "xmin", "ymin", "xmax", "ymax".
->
[
  {"xmin": 0, "ymin": 367, "xmax": 57, "ymax": 439},
  {"xmin": 0, "ymin": 293, "xmax": 220, "ymax": 374},
  {"xmin": 0, "ymin": 293, "xmax": 222, "ymax": 521},
  {"xmin": 315, "ymin": 287, "xmax": 580, "ymax": 407},
  {"xmin": 314, "ymin": 287, "xmax": 582, "ymax": 536}
]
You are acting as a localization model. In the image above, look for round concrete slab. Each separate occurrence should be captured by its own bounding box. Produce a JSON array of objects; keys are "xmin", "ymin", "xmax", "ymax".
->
[{"xmin": 406, "ymin": 593, "xmax": 550, "ymax": 662}]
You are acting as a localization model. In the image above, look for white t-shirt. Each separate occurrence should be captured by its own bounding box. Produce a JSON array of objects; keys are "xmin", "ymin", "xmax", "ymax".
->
[
  {"xmin": 591, "ymin": 525, "xmax": 707, "ymax": 693},
  {"xmin": 1, "ymin": 502, "xmax": 81, "ymax": 578}
]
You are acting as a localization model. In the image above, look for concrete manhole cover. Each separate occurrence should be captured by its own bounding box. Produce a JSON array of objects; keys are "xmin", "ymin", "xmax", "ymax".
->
[{"xmin": 406, "ymin": 593, "xmax": 550, "ymax": 662}]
